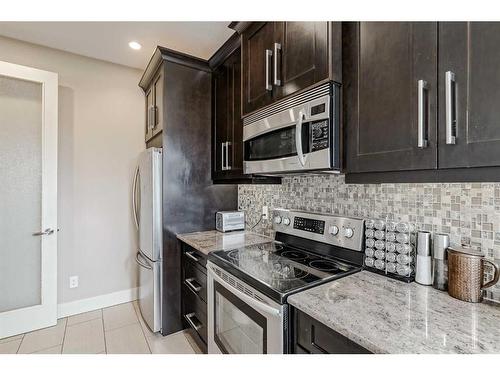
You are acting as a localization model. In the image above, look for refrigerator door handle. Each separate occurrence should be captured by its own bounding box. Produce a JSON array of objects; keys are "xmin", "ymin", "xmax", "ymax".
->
[
  {"xmin": 132, "ymin": 165, "xmax": 140, "ymax": 229},
  {"xmin": 136, "ymin": 251, "xmax": 152, "ymax": 270}
]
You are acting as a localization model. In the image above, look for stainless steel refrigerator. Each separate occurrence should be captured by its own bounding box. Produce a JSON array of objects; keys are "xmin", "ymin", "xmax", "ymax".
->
[{"xmin": 133, "ymin": 147, "xmax": 163, "ymax": 333}]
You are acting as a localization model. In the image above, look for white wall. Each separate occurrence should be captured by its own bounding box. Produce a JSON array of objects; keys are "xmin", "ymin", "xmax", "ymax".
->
[{"xmin": 0, "ymin": 36, "xmax": 144, "ymax": 304}]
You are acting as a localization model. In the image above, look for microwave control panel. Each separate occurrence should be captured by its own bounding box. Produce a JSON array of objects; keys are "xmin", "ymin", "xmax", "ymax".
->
[{"xmin": 310, "ymin": 120, "xmax": 329, "ymax": 152}]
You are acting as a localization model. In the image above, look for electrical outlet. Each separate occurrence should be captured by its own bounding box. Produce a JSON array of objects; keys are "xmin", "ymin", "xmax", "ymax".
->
[
  {"xmin": 69, "ymin": 276, "xmax": 79, "ymax": 289},
  {"xmin": 262, "ymin": 205, "xmax": 269, "ymax": 220}
]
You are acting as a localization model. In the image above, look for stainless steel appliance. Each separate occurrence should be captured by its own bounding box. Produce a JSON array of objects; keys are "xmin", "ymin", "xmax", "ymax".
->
[
  {"xmin": 215, "ymin": 211, "xmax": 245, "ymax": 232},
  {"xmin": 133, "ymin": 148, "xmax": 163, "ymax": 333},
  {"xmin": 242, "ymin": 82, "xmax": 340, "ymax": 175},
  {"xmin": 207, "ymin": 209, "xmax": 364, "ymax": 354}
]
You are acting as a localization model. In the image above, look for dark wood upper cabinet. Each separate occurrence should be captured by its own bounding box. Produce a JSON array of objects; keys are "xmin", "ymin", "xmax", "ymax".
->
[
  {"xmin": 241, "ymin": 22, "xmax": 276, "ymax": 116},
  {"xmin": 344, "ymin": 22, "xmax": 438, "ymax": 173},
  {"xmin": 212, "ymin": 47, "xmax": 243, "ymax": 179},
  {"xmin": 210, "ymin": 34, "xmax": 281, "ymax": 185},
  {"xmin": 241, "ymin": 22, "xmax": 339, "ymax": 117},
  {"xmin": 439, "ymin": 22, "xmax": 500, "ymax": 169},
  {"xmin": 143, "ymin": 69, "xmax": 164, "ymax": 143},
  {"xmin": 274, "ymin": 22, "xmax": 330, "ymax": 99}
]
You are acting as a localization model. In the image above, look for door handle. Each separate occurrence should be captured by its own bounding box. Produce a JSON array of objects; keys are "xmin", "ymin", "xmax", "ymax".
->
[
  {"xmin": 132, "ymin": 166, "xmax": 140, "ymax": 229},
  {"xmin": 184, "ymin": 278, "xmax": 202, "ymax": 293},
  {"xmin": 152, "ymin": 106, "xmax": 158, "ymax": 129},
  {"xmin": 265, "ymin": 49, "xmax": 273, "ymax": 91},
  {"xmin": 221, "ymin": 142, "xmax": 226, "ymax": 171},
  {"xmin": 208, "ymin": 266, "xmax": 281, "ymax": 317},
  {"xmin": 295, "ymin": 111, "xmax": 306, "ymax": 166},
  {"xmin": 135, "ymin": 251, "xmax": 152, "ymax": 270},
  {"xmin": 185, "ymin": 251, "xmax": 200, "ymax": 262},
  {"xmin": 417, "ymin": 79, "xmax": 428, "ymax": 148},
  {"xmin": 273, "ymin": 43, "xmax": 281, "ymax": 86},
  {"xmin": 225, "ymin": 141, "xmax": 231, "ymax": 170},
  {"xmin": 33, "ymin": 228, "xmax": 54, "ymax": 236},
  {"xmin": 445, "ymin": 71, "xmax": 457, "ymax": 145}
]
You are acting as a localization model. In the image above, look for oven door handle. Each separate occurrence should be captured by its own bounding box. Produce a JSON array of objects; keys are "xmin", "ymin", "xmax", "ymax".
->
[
  {"xmin": 295, "ymin": 110, "xmax": 306, "ymax": 166},
  {"xmin": 208, "ymin": 266, "xmax": 282, "ymax": 318}
]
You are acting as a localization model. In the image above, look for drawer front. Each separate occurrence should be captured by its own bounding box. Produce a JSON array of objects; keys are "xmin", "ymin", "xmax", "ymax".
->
[
  {"xmin": 182, "ymin": 284, "xmax": 207, "ymax": 344},
  {"xmin": 183, "ymin": 259, "xmax": 207, "ymax": 303},
  {"xmin": 183, "ymin": 247, "xmax": 207, "ymax": 268},
  {"xmin": 295, "ymin": 310, "xmax": 371, "ymax": 354}
]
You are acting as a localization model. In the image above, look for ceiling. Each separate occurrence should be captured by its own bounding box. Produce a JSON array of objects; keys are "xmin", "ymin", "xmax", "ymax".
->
[{"xmin": 0, "ymin": 22, "xmax": 235, "ymax": 69}]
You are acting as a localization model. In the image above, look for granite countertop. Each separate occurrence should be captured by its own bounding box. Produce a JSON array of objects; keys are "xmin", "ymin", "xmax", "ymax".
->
[
  {"xmin": 177, "ymin": 230, "xmax": 273, "ymax": 256},
  {"xmin": 288, "ymin": 271, "xmax": 500, "ymax": 354}
]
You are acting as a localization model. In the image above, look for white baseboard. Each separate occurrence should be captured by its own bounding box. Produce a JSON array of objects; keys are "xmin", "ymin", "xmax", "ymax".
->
[{"xmin": 57, "ymin": 287, "xmax": 138, "ymax": 318}]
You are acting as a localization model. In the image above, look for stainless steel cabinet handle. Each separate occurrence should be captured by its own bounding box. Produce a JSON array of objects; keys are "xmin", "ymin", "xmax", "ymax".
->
[
  {"xmin": 33, "ymin": 228, "xmax": 54, "ymax": 236},
  {"xmin": 152, "ymin": 106, "xmax": 158, "ymax": 129},
  {"xmin": 135, "ymin": 252, "xmax": 152, "ymax": 270},
  {"xmin": 185, "ymin": 251, "xmax": 200, "ymax": 262},
  {"xmin": 225, "ymin": 141, "xmax": 232, "ymax": 170},
  {"xmin": 265, "ymin": 49, "xmax": 273, "ymax": 91},
  {"xmin": 445, "ymin": 71, "xmax": 457, "ymax": 145},
  {"xmin": 295, "ymin": 111, "xmax": 306, "ymax": 166},
  {"xmin": 221, "ymin": 142, "xmax": 226, "ymax": 171},
  {"xmin": 273, "ymin": 43, "xmax": 281, "ymax": 86},
  {"xmin": 417, "ymin": 79, "xmax": 428, "ymax": 149},
  {"xmin": 184, "ymin": 278, "xmax": 202, "ymax": 293},
  {"xmin": 184, "ymin": 313, "xmax": 202, "ymax": 331}
]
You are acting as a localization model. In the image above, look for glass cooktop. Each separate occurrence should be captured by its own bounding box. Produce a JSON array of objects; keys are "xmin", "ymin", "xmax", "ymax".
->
[{"xmin": 210, "ymin": 242, "xmax": 360, "ymax": 302}]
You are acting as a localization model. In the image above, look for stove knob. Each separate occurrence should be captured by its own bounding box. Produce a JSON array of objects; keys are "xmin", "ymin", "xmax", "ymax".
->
[
  {"xmin": 344, "ymin": 227, "xmax": 354, "ymax": 238},
  {"xmin": 328, "ymin": 225, "xmax": 339, "ymax": 236},
  {"xmin": 274, "ymin": 216, "xmax": 282, "ymax": 224},
  {"xmin": 283, "ymin": 217, "xmax": 291, "ymax": 226}
]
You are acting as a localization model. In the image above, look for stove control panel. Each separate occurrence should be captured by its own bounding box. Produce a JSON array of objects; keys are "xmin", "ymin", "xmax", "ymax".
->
[
  {"xmin": 273, "ymin": 209, "xmax": 364, "ymax": 252},
  {"xmin": 293, "ymin": 216, "xmax": 325, "ymax": 234}
]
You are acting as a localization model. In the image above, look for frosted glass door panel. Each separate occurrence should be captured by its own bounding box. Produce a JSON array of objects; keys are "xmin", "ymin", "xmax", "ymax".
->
[{"xmin": 0, "ymin": 75, "xmax": 43, "ymax": 313}]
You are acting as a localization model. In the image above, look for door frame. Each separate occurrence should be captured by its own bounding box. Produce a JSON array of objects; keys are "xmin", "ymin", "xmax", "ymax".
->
[{"xmin": 0, "ymin": 61, "xmax": 58, "ymax": 339}]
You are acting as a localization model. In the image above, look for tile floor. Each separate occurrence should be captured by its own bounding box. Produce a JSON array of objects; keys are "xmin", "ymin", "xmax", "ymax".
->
[{"xmin": 0, "ymin": 301, "xmax": 202, "ymax": 354}]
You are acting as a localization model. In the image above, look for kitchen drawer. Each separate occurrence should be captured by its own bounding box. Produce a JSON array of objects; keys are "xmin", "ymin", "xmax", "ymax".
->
[
  {"xmin": 183, "ymin": 247, "xmax": 207, "ymax": 269},
  {"xmin": 182, "ymin": 284, "xmax": 207, "ymax": 344},
  {"xmin": 294, "ymin": 309, "xmax": 371, "ymax": 354},
  {"xmin": 183, "ymin": 258, "xmax": 207, "ymax": 303}
]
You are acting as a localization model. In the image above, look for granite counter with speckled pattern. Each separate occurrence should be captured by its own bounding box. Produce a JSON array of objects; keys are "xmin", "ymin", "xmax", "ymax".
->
[
  {"xmin": 177, "ymin": 230, "xmax": 273, "ymax": 256},
  {"xmin": 288, "ymin": 271, "xmax": 500, "ymax": 354}
]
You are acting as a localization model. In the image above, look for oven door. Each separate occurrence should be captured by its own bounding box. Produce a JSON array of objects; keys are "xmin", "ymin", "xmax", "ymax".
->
[{"xmin": 207, "ymin": 262, "xmax": 285, "ymax": 354}]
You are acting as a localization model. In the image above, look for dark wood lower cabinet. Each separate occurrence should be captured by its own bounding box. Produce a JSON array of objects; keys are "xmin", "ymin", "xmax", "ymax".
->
[
  {"xmin": 181, "ymin": 243, "xmax": 208, "ymax": 353},
  {"xmin": 291, "ymin": 308, "xmax": 371, "ymax": 354}
]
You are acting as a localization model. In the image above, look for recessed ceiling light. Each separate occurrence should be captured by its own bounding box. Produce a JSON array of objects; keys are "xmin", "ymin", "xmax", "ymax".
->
[{"xmin": 128, "ymin": 41, "xmax": 142, "ymax": 50}]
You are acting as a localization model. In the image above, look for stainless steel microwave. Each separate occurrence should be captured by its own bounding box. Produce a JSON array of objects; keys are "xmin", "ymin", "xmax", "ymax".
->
[{"xmin": 243, "ymin": 82, "xmax": 340, "ymax": 175}]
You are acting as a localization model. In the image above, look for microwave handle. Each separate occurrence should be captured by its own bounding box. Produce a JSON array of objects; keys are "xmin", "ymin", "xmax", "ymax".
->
[
  {"xmin": 295, "ymin": 111, "xmax": 306, "ymax": 166},
  {"xmin": 208, "ymin": 266, "xmax": 282, "ymax": 318}
]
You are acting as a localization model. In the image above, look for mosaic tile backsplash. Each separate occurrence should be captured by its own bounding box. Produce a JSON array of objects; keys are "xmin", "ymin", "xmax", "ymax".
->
[{"xmin": 238, "ymin": 174, "xmax": 500, "ymax": 302}]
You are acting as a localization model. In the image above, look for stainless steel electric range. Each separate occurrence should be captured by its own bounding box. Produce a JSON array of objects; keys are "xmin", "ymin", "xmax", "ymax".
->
[{"xmin": 207, "ymin": 209, "xmax": 365, "ymax": 354}]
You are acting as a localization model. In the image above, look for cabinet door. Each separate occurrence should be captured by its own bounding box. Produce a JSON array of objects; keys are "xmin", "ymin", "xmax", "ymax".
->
[
  {"xmin": 212, "ymin": 64, "xmax": 229, "ymax": 177},
  {"xmin": 439, "ymin": 22, "xmax": 500, "ymax": 168},
  {"xmin": 344, "ymin": 22, "xmax": 438, "ymax": 173},
  {"xmin": 151, "ymin": 70, "xmax": 163, "ymax": 138},
  {"xmin": 242, "ymin": 22, "xmax": 275, "ymax": 116},
  {"xmin": 274, "ymin": 22, "xmax": 330, "ymax": 99},
  {"xmin": 227, "ymin": 48, "xmax": 244, "ymax": 176},
  {"xmin": 145, "ymin": 86, "xmax": 153, "ymax": 141}
]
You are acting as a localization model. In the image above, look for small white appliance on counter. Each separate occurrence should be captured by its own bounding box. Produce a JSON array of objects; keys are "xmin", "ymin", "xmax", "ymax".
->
[
  {"xmin": 216, "ymin": 211, "xmax": 245, "ymax": 232},
  {"xmin": 133, "ymin": 148, "xmax": 163, "ymax": 333}
]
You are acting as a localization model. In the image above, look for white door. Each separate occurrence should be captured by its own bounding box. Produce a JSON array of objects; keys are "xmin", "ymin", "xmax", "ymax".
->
[{"xmin": 0, "ymin": 61, "xmax": 58, "ymax": 339}]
